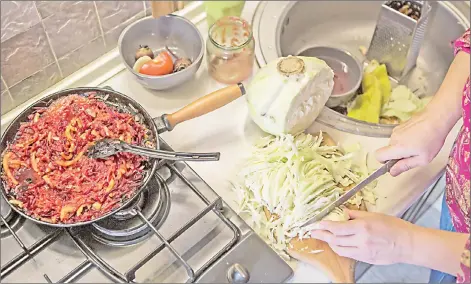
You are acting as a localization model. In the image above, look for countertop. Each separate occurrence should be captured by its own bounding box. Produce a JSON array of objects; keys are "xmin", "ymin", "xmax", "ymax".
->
[
  {"xmin": 0, "ymin": 1, "xmax": 462, "ymax": 282},
  {"xmin": 96, "ymin": 5, "xmax": 460, "ymax": 282},
  {"xmin": 98, "ymin": 62, "xmax": 460, "ymax": 284}
]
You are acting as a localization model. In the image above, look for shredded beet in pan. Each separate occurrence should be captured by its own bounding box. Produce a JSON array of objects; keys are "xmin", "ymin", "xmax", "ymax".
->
[{"xmin": 1, "ymin": 94, "xmax": 151, "ymax": 224}]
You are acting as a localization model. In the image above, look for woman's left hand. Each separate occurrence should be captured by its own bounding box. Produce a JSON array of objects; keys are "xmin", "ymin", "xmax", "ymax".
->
[{"xmin": 310, "ymin": 209, "xmax": 416, "ymax": 265}]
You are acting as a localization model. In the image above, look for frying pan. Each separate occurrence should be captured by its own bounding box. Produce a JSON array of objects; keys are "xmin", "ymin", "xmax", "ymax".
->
[{"xmin": 0, "ymin": 84, "xmax": 245, "ymax": 227}]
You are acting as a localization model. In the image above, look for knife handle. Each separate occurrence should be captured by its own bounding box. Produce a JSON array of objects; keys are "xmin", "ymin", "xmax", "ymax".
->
[{"xmin": 383, "ymin": 159, "xmax": 400, "ymax": 174}]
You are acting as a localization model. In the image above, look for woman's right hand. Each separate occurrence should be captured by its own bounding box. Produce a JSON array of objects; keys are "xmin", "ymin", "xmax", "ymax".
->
[
  {"xmin": 375, "ymin": 109, "xmax": 450, "ymax": 176},
  {"xmin": 376, "ymin": 51, "xmax": 468, "ymax": 176}
]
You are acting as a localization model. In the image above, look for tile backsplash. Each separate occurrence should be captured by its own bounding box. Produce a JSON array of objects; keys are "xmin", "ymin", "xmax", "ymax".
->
[{"xmin": 1, "ymin": 1, "xmax": 185, "ymax": 115}]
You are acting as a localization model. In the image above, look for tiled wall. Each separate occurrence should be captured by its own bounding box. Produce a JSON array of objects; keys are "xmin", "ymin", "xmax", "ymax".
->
[{"xmin": 1, "ymin": 1, "xmax": 179, "ymax": 115}]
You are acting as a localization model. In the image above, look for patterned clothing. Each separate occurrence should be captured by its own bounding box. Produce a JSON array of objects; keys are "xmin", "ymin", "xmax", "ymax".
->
[{"xmin": 445, "ymin": 29, "xmax": 470, "ymax": 284}]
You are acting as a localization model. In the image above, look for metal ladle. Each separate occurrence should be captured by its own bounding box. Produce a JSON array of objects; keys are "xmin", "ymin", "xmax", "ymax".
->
[{"xmin": 87, "ymin": 139, "xmax": 220, "ymax": 162}]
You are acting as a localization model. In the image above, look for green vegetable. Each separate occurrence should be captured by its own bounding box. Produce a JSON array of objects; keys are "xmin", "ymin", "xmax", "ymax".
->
[
  {"xmin": 347, "ymin": 60, "xmax": 434, "ymax": 124},
  {"xmin": 381, "ymin": 85, "xmax": 432, "ymax": 122},
  {"xmin": 247, "ymin": 56, "xmax": 334, "ymax": 136},
  {"xmin": 347, "ymin": 60, "xmax": 390, "ymax": 123},
  {"xmin": 371, "ymin": 64, "xmax": 392, "ymax": 104},
  {"xmin": 232, "ymin": 132, "xmax": 376, "ymax": 257},
  {"xmin": 364, "ymin": 59, "xmax": 380, "ymax": 74},
  {"xmin": 348, "ymin": 77, "xmax": 382, "ymax": 123}
]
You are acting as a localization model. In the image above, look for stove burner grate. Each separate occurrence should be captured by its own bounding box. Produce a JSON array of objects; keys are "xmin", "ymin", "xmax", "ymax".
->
[
  {"xmin": 90, "ymin": 173, "xmax": 171, "ymax": 247},
  {"xmin": 112, "ymin": 190, "xmax": 146, "ymax": 221},
  {"xmin": 0, "ymin": 138, "xmax": 249, "ymax": 284},
  {"xmin": 1, "ymin": 196, "xmax": 24, "ymax": 237}
]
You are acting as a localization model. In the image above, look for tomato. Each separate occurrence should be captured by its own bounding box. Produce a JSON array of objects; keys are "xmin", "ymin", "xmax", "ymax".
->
[{"xmin": 139, "ymin": 51, "xmax": 174, "ymax": 76}]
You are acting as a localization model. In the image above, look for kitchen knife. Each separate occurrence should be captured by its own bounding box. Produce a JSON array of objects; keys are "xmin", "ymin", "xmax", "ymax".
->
[{"xmin": 300, "ymin": 159, "xmax": 399, "ymax": 228}]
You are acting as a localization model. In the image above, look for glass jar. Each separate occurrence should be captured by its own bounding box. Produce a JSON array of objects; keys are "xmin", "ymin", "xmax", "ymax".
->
[{"xmin": 206, "ymin": 16, "xmax": 255, "ymax": 84}]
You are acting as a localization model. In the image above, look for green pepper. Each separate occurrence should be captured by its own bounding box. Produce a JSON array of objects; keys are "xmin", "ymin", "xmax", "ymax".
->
[
  {"xmin": 371, "ymin": 64, "xmax": 392, "ymax": 105},
  {"xmin": 348, "ymin": 78, "xmax": 382, "ymax": 123}
]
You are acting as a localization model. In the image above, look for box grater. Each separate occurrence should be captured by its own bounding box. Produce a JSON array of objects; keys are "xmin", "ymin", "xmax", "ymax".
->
[{"xmin": 366, "ymin": 1, "xmax": 432, "ymax": 81}]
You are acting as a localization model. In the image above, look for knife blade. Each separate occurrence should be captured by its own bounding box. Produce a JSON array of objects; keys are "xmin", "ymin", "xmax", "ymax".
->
[{"xmin": 300, "ymin": 159, "xmax": 399, "ymax": 228}]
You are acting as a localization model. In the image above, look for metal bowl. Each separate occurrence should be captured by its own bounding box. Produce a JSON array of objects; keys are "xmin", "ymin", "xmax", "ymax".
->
[
  {"xmin": 298, "ymin": 46, "xmax": 362, "ymax": 108},
  {"xmin": 253, "ymin": 1, "xmax": 468, "ymax": 137},
  {"xmin": 118, "ymin": 15, "xmax": 204, "ymax": 91}
]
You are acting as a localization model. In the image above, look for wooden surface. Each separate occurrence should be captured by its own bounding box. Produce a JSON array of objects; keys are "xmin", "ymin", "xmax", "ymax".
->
[
  {"xmin": 265, "ymin": 132, "xmax": 364, "ymax": 283},
  {"xmin": 166, "ymin": 84, "xmax": 244, "ymax": 130},
  {"xmin": 288, "ymin": 237, "xmax": 356, "ymax": 283},
  {"xmin": 151, "ymin": 1, "xmax": 177, "ymax": 18}
]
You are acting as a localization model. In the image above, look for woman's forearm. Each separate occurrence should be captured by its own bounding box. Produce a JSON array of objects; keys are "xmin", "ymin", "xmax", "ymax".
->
[
  {"xmin": 403, "ymin": 225, "xmax": 468, "ymax": 275},
  {"xmin": 425, "ymin": 51, "xmax": 470, "ymax": 131}
]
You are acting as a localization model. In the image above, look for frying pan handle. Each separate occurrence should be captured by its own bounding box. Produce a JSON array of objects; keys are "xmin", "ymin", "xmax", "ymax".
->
[{"xmin": 162, "ymin": 83, "xmax": 246, "ymax": 131}]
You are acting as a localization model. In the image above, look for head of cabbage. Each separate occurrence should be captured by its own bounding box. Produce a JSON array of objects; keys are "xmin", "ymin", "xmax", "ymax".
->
[{"xmin": 246, "ymin": 56, "xmax": 334, "ymax": 136}]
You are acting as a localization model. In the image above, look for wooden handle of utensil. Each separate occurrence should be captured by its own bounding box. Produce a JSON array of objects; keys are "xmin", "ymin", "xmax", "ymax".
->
[
  {"xmin": 165, "ymin": 84, "xmax": 245, "ymax": 129},
  {"xmin": 288, "ymin": 238, "xmax": 356, "ymax": 283},
  {"xmin": 151, "ymin": 1, "xmax": 176, "ymax": 18},
  {"xmin": 176, "ymin": 1, "xmax": 185, "ymax": 10}
]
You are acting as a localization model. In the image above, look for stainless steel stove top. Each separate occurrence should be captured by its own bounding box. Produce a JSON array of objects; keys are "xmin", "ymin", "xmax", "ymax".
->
[{"xmin": 0, "ymin": 139, "xmax": 293, "ymax": 283}]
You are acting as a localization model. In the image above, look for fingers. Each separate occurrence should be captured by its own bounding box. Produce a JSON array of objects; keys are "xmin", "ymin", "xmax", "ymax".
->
[
  {"xmin": 345, "ymin": 209, "xmax": 370, "ymax": 220},
  {"xmin": 310, "ymin": 230, "xmax": 358, "ymax": 247},
  {"xmin": 375, "ymin": 144, "xmax": 427, "ymax": 175},
  {"xmin": 310, "ymin": 230, "xmax": 361, "ymax": 259},
  {"xmin": 389, "ymin": 155, "xmax": 425, "ymax": 176},
  {"xmin": 314, "ymin": 218, "xmax": 363, "ymax": 235},
  {"xmin": 330, "ymin": 245, "xmax": 359, "ymax": 259},
  {"xmin": 374, "ymin": 144, "xmax": 415, "ymax": 164}
]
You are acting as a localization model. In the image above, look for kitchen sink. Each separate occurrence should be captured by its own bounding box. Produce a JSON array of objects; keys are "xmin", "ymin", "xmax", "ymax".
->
[{"xmin": 252, "ymin": 1, "xmax": 470, "ymax": 137}]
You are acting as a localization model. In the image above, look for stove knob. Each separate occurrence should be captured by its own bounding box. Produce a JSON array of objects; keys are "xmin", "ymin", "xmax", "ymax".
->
[{"xmin": 227, "ymin": 263, "xmax": 250, "ymax": 283}]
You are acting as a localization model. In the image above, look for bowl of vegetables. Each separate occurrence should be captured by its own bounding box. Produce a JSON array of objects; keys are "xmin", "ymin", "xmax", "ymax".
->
[{"xmin": 118, "ymin": 14, "xmax": 204, "ymax": 90}]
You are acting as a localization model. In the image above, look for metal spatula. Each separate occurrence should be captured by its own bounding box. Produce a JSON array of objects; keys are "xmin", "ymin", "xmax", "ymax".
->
[
  {"xmin": 366, "ymin": 1, "xmax": 432, "ymax": 81},
  {"xmin": 87, "ymin": 139, "xmax": 220, "ymax": 161}
]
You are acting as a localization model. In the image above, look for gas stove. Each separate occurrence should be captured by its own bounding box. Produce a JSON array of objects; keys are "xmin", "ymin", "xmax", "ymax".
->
[{"xmin": 0, "ymin": 139, "xmax": 293, "ymax": 283}]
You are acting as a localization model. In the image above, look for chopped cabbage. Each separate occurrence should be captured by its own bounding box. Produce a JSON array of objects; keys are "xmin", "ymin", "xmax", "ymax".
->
[
  {"xmin": 381, "ymin": 85, "xmax": 432, "ymax": 122},
  {"xmin": 232, "ymin": 132, "xmax": 377, "ymax": 257}
]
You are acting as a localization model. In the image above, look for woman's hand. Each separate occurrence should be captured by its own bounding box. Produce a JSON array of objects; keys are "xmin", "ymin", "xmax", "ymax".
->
[
  {"xmin": 311, "ymin": 209, "xmax": 469, "ymax": 274},
  {"xmin": 375, "ymin": 109, "xmax": 449, "ymax": 176},
  {"xmin": 375, "ymin": 51, "xmax": 469, "ymax": 177},
  {"xmin": 310, "ymin": 209, "xmax": 416, "ymax": 265}
]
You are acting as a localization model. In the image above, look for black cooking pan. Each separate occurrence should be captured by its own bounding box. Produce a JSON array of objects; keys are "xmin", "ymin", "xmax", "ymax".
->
[{"xmin": 0, "ymin": 84, "xmax": 245, "ymax": 227}]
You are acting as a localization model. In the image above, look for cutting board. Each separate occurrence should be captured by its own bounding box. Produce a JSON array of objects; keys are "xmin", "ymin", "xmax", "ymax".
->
[
  {"xmin": 264, "ymin": 132, "xmax": 366, "ymax": 283},
  {"xmin": 264, "ymin": 208, "xmax": 358, "ymax": 283},
  {"xmin": 287, "ymin": 197, "xmax": 365, "ymax": 284}
]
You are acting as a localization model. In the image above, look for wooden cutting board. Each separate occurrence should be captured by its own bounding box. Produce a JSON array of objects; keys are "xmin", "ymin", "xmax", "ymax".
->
[
  {"xmin": 264, "ymin": 132, "xmax": 366, "ymax": 283},
  {"xmin": 288, "ymin": 237, "xmax": 356, "ymax": 283},
  {"xmin": 264, "ymin": 207, "xmax": 360, "ymax": 283}
]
